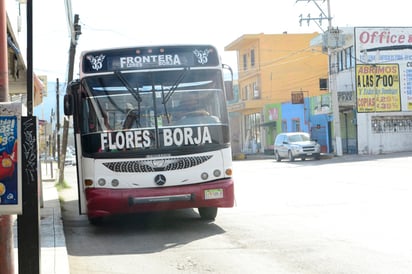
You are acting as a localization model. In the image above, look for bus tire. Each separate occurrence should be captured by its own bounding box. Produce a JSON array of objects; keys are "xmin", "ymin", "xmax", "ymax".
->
[
  {"xmin": 89, "ymin": 216, "xmax": 103, "ymax": 226},
  {"xmin": 198, "ymin": 207, "xmax": 218, "ymax": 220}
]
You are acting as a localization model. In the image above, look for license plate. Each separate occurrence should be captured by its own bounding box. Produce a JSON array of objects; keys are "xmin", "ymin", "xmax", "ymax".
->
[{"xmin": 204, "ymin": 189, "xmax": 223, "ymax": 200}]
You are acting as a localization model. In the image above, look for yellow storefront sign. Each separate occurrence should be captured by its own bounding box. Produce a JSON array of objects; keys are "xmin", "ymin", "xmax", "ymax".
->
[{"xmin": 356, "ymin": 64, "xmax": 401, "ymax": 112}]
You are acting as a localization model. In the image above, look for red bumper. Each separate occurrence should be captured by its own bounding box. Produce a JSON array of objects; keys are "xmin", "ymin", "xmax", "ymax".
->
[{"xmin": 85, "ymin": 179, "xmax": 234, "ymax": 218}]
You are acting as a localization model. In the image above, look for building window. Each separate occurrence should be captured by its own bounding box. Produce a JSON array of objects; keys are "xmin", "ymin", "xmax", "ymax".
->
[
  {"xmin": 242, "ymin": 85, "xmax": 249, "ymax": 100},
  {"xmin": 243, "ymin": 54, "xmax": 247, "ymax": 71},
  {"xmin": 292, "ymin": 119, "xmax": 301, "ymax": 132},
  {"xmin": 319, "ymin": 78, "xmax": 328, "ymax": 90},
  {"xmin": 251, "ymin": 49, "xmax": 255, "ymax": 67},
  {"xmin": 371, "ymin": 116, "xmax": 412, "ymax": 133},
  {"xmin": 338, "ymin": 51, "xmax": 344, "ymax": 71},
  {"xmin": 343, "ymin": 49, "xmax": 348, "ymax": 70},
  {"xmin": 253, "ymin": 82, "xmax": 260, "ymax": 99},
  {"xmin": 244, "ymin": 113, "xmax": 261, "ymax": 153},
  {"xmin": 346, "ymin": 46, "xmax": 353, "ymax": 69}
]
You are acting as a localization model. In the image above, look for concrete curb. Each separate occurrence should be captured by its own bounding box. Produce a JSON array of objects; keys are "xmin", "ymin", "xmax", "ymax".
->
[{"xmin": 13, "ymin": 162, "xmax": 70, "ymax": 274}]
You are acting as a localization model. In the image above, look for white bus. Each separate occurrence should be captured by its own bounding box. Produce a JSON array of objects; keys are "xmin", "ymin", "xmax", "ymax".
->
[{"xmin": 64, "ymin": 45, "xmax": 234, "ymax": 224}]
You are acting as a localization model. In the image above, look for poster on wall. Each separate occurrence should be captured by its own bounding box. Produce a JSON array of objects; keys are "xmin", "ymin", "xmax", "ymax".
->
[
  {"xmin": 356, "ymin": 64, "xmax": 401, "ymax": 112},
  {"xmin": 312, "ymin": 94, "xmax": 331, "ymax": 115},
  {"xmin": 0, "ymin": 116, "xmax": 21, "ymax": 214},
  {"xmin": 354, "ymin": 27, "xmax": 412, "ymax": 112}
]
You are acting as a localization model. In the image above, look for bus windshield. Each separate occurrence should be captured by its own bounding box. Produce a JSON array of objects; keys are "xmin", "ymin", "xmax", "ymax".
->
[{"xmin": 79, "ymin": 68, "xmax": 229, "ymax": 156}]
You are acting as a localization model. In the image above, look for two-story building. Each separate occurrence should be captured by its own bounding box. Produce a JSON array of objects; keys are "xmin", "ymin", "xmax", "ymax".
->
[
  {"xmin": 332, "ymin": 27, "xmax": 412, "ymax": 155},
  {"xmin": 225, "ymin": 33, "xmax": 329, "ymax": 155}
]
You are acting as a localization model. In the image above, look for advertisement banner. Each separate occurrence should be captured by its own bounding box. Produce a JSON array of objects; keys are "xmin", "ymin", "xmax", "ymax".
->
[
  {"xmin": 356, "ymin": 64, "xmax": 401, "ymax": 112},
  {"xmin": 0, "ymin": 116, "xmax": 21, "ymax": 214},
  {"xmin": 355, "ymin": 27, "xmax": 412, "ymax": 111}
]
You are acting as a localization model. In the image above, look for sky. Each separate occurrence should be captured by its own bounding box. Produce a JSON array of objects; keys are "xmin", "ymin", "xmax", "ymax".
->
[{"xmin": 27, "ymin": 0, "xmax": 412, "ymax": 83}]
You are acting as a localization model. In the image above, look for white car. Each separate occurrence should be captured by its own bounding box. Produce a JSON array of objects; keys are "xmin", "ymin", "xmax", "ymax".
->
[
  {"xmin": 64, "ymin": 154, "xmax": 77, "ymax": 166},
  {"xmin": 274, "ymin": 132, "xmax": 321, "ymax": 162}
]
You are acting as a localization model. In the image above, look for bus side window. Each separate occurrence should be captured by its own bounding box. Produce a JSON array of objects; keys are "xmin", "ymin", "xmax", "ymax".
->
[
  {"xmin": 81, "ymin": 100, "xmax": 94, "ymax": 133},
  {"xmin": 87, "ymin": 106, "xmax": 99, "ymax": 132}
]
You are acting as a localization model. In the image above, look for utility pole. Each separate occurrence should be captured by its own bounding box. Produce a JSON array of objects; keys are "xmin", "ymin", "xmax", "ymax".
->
[
  {"xmin": 297, "ymin": 0, "xmax": 343, "ymax": 156},
  {"xmin": 49, "ymin": 109, "xmax": 54, "ymax": 178},
  {"xmin": 56, "ymin": 78, "xmax": 60, "ymax": 165},
  {"xmin": 11, "ymin": 0, "xmax": 41, "ymax": 273},
  {"xmin": 0, "ymin": 0, "xmax": 13, "ymax": 272},
  {"xmin": 68, "ymin": 14, "xmax": 81, "ymax": 83},
  {"xmin": 17, "ymin": 0, "xmax": 41, "ymax": 272},
  {"xmin": 58, "ymin": 13, "xmax": 81, "ymax": 185}
]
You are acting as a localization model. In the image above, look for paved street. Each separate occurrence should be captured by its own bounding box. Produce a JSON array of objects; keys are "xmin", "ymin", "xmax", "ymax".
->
[{"xmin": 60, "ymin": 152, "xmax": 412, "ymax": 274}]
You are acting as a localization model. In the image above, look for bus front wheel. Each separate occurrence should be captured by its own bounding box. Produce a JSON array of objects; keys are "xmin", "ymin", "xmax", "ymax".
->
[
  {"xmin": 198, "ymin": 207, "xmax": 218, "ymax": 220},
  {"xmin": 89, "ymin": 216, "xmax": 104, "ymax": 226}
]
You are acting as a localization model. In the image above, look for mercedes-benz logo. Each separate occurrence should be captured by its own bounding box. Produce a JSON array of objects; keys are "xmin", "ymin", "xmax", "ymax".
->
[{"xmin": 154, "ymin": 174, "xmax": 166, "ymax": 185}]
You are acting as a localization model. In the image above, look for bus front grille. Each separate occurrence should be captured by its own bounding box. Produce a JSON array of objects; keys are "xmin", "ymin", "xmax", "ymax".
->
[{"xmin": 102, "ymin": 155, "xmax": 213, "ymax": 173}]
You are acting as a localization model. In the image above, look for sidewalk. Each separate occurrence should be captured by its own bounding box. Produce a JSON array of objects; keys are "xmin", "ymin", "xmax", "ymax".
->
[
  {"xmin": 13, "ymin": 162, "xmax": 70, "ymax": 274},
  {"xmin": 236, "ymin": 152, "xmax": 334, "ymax": 160}
]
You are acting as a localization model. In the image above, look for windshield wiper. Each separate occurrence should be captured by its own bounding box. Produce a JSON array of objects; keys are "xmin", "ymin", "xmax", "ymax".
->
[
  {"xmin": 160, "ymin": 85, "xmax": 171, "ymax": 124},
  {"xmin": 162, "ymin": 67, "xmax": 189, "ymax": 104},
  {"xmin": 114, "ymin": 70, "xmax": 141, "ymax": 121},
  {"xmin": 160, "ymin": 67, "xmax": 190, "ymax": 124}
]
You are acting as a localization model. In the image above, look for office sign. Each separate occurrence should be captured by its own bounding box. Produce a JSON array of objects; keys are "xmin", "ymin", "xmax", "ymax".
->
[{"xmin": 355, "ymin": 27, "xmax": 412, "ymax": 111}]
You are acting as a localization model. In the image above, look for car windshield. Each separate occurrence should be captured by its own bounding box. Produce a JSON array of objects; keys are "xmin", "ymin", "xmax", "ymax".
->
[{"xmin": 288, "ymin": 133, "xmax": 310, "ymax": 143}]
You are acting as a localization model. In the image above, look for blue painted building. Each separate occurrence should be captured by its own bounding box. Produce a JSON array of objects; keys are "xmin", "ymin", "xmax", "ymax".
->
[{"xmin": 261, "ymin": 94, "xmax": 333, "ymax": 154}]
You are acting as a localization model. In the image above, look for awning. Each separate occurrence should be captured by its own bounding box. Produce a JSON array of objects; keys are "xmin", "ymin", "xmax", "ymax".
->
[{"xmin": 7, "ymin": 14, "xmax": 43, "ymax": 106}]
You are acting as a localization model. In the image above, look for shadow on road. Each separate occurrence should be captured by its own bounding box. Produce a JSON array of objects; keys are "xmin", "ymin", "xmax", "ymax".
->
[{"xmin": 61, "ymin": 198, "xmax": 226, "ymax": 256}]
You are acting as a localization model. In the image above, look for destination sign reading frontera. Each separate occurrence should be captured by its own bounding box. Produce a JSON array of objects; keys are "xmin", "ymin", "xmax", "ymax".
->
[{"xmin": 82, "ymin": 45, "xmax": 219, "ymax": 73}]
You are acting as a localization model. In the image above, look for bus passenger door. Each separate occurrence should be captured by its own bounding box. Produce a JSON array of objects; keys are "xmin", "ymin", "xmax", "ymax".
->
[{"xmin": 75, "ymin": 135, "xmax": 88, "ymax": 215}]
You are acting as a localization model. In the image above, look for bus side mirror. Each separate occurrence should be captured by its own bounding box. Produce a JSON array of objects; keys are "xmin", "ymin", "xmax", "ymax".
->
[
  {"xmin": 64, "ymin": 79, "xmax": 80, "ymax": 116},
  {"xmin": 224, "ymin": 81, "xmax": 234, "ymax": 101},
  {"xmin": 222, "ymin": 64, "xmax": 234, "ymax": 101},
  {"xmin": 64, "ymin": 94, "xmax": 73, "ymax": 116}
]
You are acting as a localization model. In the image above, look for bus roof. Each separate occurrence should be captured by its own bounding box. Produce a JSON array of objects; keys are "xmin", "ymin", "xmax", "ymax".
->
[{"xmin": 81, "ymin": 45, "xmax": 221, "ymax": 75}]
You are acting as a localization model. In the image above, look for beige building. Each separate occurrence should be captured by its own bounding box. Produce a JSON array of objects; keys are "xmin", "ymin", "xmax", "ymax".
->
[
  {"xmin": 6, "ymin": 0, "xmax": 44, "ymax": 106},
  {"xmin": 225, "ymin": 33, "xmax": 328, "ymax": 154}
]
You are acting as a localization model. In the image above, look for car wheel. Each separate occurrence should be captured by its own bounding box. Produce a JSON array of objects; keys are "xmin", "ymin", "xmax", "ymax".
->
[
  {"xmin": 301, "ymin": 157, "xmax": 306, "ymax": 161},
  {"xmin": 198, "ymin": 207, "xmax": 218, "ymax": 220},
  {"xmin": 274, "ymin": 151, "xmax": 282, "ymax": 162},
  {"xmin": 288, "ymin": 150, "xmax": 295, "ymax": 162}
]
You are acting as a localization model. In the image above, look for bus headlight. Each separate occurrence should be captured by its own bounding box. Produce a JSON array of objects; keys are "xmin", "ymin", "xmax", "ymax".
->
[
  {"xmin": 111, "ymin": 179, "xmax": 119, "ymax": 187},
  {"xmin": 201, "ymin": 172, "xmax": 209, "ymax": 180},
  {"xmin": 97, "ymin": 178, "xmax": 106, "ymax": 186},
  {"xmin": 213, "ymin": 169, "xmax": 221, "ymax": 177}
]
